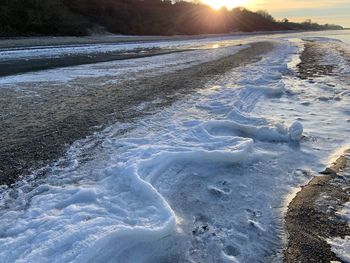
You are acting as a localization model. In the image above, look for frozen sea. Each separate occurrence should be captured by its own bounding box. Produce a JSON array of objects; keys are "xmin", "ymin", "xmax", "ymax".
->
[{"xmin": 0, "ymin": 30, "xmax": 349, "ymax": 262}]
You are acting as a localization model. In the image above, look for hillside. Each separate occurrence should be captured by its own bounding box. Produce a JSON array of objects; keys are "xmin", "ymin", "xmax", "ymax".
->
[{"xmin": 0, "ymin": 0, "xmax": 343, "ymax": 37}]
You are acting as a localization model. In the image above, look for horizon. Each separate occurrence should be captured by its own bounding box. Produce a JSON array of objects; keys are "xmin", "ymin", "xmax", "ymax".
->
[{"xmin": 198, "ymin": 0, "xmax": 350, "ymax": 27}]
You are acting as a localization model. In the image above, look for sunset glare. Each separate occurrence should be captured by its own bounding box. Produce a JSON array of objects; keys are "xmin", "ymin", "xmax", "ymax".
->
[{"xmin": 202, "ymin": 0, "xmax": 249, "ymax": 10}]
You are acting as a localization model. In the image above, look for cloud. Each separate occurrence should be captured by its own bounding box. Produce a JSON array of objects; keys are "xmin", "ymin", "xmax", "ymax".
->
[
  {"xmin": 248, "ymin": 0, "xmax": 350, "ymax": 11},
  {"xmin": 246, "ymin": 0, "xmax": 350, "ymax": 26}
]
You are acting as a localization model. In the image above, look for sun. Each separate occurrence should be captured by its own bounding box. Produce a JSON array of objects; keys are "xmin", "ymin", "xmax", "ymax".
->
[{"xmin": 201, "ymin": 0, "xmax": 249, "ymax": 10}]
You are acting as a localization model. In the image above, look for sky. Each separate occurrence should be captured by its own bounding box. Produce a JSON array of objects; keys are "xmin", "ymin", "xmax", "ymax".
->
[{"xmin": 200, "ymin": 0, "xmax": 350, "ymax": 27}]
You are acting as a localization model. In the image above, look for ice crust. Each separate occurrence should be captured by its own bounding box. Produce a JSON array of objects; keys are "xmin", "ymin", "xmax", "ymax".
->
[
  {"xmin": 329, "ymin": 236, "xmax": 350, "ymax": 263},
  {"xmin": 0, "ymin": 44, "xmax": 247, "ymax": 86},
  {"xmin": 0, "ymin": 32, "xmax": 350, "ymax": 262},
  {"xmin": 328, "ymin": 202, "xmax": 350, "ymax": 262},
  {"xmin": 0, "ymin": 35, "xmax": 246, "ymax": 61}
]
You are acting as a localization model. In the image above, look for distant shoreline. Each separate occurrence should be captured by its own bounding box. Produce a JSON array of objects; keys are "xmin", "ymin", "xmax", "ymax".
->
[
  {"xmin": 0, "ymin": 29, "xmax": 343, "ymax": 49},
  {"xmin": 0, "ymin": 31, "xmax": 272, "ymax": 49},
  {"xmin": 0, "ymin": 31, "xmax": 286, "ymax": 77}
]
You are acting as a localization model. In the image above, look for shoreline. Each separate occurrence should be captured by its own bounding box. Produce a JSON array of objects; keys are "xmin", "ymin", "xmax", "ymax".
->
[
  {"xmin": 0, "ymin": 41, "xmax": 273, "ymax": 185},
  {"xmin": 0, "ymin": 48, "xmax": 191, "ymax": 77},
  {"xmin": 284, "ymin": 37, "xmax": 350, "ymax": 262},
  {"xmin": 1, "ymin": 32, "xmax": 349, "ymax": 261},
  {"xmin": 284, "ymin": 150, "xmax": 350, "ymax": 262},
  {"xmin": 1, "ymin": 29, "xmax": 346, "ymax": 50},
  {"xmin": 0, "ymin": 30, "xmax": 308, "ymax": 49}
]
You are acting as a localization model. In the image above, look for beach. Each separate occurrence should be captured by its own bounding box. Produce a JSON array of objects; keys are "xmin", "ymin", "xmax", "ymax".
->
[
  {"xmin": 0, "ymin": 31, "xmax": 349, "ymax": 262},
  {"xmin": 0, "ymin": 41, "xmax": 272, "ymax": 185}
]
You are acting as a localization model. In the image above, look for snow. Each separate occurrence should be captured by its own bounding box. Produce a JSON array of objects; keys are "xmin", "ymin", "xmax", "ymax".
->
[
  {"xmin": 0, "ymin": 35, "xmax": 251, "ymax": 61},
  {"xmin": 0, "ymin": 31, "xmax": 350, "ymax": 262},
  {"xmin": 0, "ymin": 44, "xmax": 247, "ymax": 86},
  {"xmin": 0, "ymin": 166, "xmax": 176, "ymax": 262},
  {"xmin": 289, "ymin": 121, "xmax": 303, "ymax": 141},
  {"xmin": 328, "ymin": 201, "xmax": 350, "ymax": 262},
  {"xmin": 329, "ymin": 236, "xmax": 350, "ymax": 263},
  {"xmin": 303, "ymin": 37, "xmax": 350, "ymax": 74},
  {"xmin": 328, "ymin": 152, "xmax": 350, "ymax": 262}
]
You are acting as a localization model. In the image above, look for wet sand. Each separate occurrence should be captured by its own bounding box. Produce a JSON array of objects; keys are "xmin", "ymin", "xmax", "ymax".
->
[
  {"xmin": 0, "ymin": 48, "xmax": 190, "ymax": 77},
  {"xmin": 0, "ymin": 42, "xmax": 273, "ymax": 185},
  {"xmin": 0, "ymin": 31, "xmax": 287, "ymax": 49},
  {"xmin": 284, "ymin": 150, "xmax": 350, "ymax": 263},
  {"xmin": 285, "ymin": 40, "xmax": 350, "ymax": 262},
  {"xmin": 298, "ymin": 41, "xmax": 335, "ymax": 80},
  {"xmin": 0, "ymin": 34, "xmax": 227, "ymax": 49}
]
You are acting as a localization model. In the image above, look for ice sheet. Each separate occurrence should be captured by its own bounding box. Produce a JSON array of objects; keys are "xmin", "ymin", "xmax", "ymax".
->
[{"xmin": 0, "ymin": 35, "xmax": 349, "ymax": 262}]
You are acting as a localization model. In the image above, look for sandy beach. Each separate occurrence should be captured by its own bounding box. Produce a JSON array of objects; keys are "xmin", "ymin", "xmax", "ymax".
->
[
  {"xmin": 0, "ymin": 41, "xmax": 273, "ymax": 185},
  {"xmin": 285, "ymin": 150, "xmax": 350, "ymax": 262},
  {"xmin": 0, "ymin": 31, "xmax": 350, "ymax": 262},
  {"xmin": 284, "ymin": 39, "xmax": 350, "ymax": 263}
]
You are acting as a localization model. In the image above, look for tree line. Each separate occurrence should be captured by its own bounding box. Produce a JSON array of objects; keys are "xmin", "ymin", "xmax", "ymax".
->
[{"xmin": 0, "ymin": 0, "xmax": 343, "ymax": 37}]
